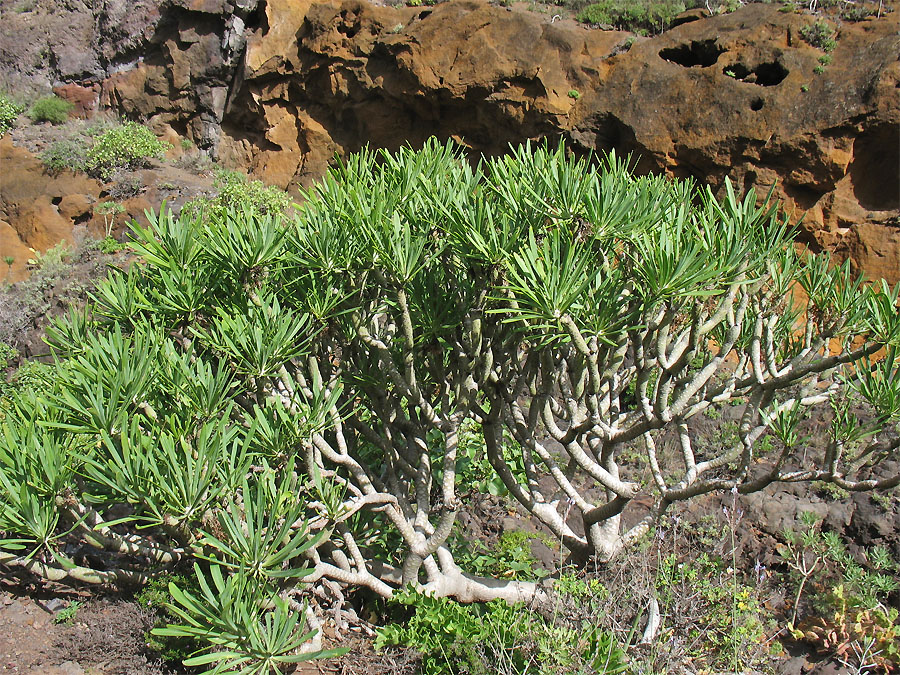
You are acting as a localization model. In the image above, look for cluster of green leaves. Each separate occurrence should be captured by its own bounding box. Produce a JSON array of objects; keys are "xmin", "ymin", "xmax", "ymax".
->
[
  {"xmin": 799, "ymin": 20, "xmax": 837, "ymax": 52},
  {"xmin": 27, "ymin": 95, "xmax": 73, "ymax": 125},
  {"xmin": 182, "ymin": 168, "xmax": 292, "ymax": 221},
  {"xmin": 38, "ymin": 118, "xmax": 138, "ymax": 175},
  {"xmin": 136, "ymin": 571, "xmax": 203, "ymax": 663},
  {"xmin": 154, "ymin": 564, "xmax": 346, "ymax": 675},
  {"xmin": 575, "ymin": 0, "xmax": 692, "ymax": 33},
  {"xmin": 375, "ymin": 587, "xmax": 627, "ymax": 675},
  {"xmin": 455, "ymin": 530, "xmax": 550, "ymax": 581},
  {"xmin": 0, "ymin": 92, "xmax": 23, "ymax": 136},
  {"xmin": 780, "ymin": 512, "xmax": 900, "ymax": 666},
  {"xmin": 656, "ymin": 551, "xmax": 766, "ymax": 670},
  {"xmin": 83, "ymin": 121, "xmax": 171, "ymax": 180},
  {"xmin": 452, "ymin": 419, "xmax": 527, "ymax": 497}
]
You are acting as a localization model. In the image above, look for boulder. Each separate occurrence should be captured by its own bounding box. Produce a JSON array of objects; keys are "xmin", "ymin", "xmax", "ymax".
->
[{"xmin": 0, "ymin": 137, "xmax": 103, "ymax": 282}]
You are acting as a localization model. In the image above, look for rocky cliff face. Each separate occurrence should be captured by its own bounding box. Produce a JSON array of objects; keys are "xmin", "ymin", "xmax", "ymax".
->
[{"xmin": 3, "ymin": 0, "xmax": 898, "ymax": 281}]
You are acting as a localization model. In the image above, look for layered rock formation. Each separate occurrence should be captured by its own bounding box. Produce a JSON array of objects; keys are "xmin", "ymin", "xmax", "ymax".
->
[{"xmin": 2, "ymin": 0, "xmax": 897, "ymax": 281}]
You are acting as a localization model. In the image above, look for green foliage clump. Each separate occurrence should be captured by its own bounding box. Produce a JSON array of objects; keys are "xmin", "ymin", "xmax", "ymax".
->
[
  {"xmin": 182, "ymin": 168, "xmax": 292, "ymax": 220},
  {"xmin": 576, "ymin": 0, "xmax": 688, "ymax": 33},
  {"xmin": 656, "ymin": 551, "xmax": 766, "ymax": 670},
  {"xmin": 457, "ymin": 530, "xmax": 549, "ymax": 581},
  {"xmin": 0, "ymin": 93, "xmax": 24, "ymax": 136},
  {"xmin": 27, "ymin": 96, "xmax": 73, "ymax": 125},
  {"xmin": 375, "ymin": 588, "xmax": 627, "ymax": 675},
  {"xmin": 799, "ymin": 20, "xmax": 837, "ymax": 52},
  {"xmin": 154, "ymin": 564, "xmax": 346, "ymax": 675},
  {"xmin": 40, "ymin": 136, "xmax": 90, "ymax": 173},
  {"xmin": 0, "ymin": 343, "xmax": 16, "ymax": 372},
  {"xmin": 83, "ymin": 121, "xmax": 171, "ymax": 180},
  {"xmin": 780, "ymin": 513, "xmax": 900, "ymax": 668}
]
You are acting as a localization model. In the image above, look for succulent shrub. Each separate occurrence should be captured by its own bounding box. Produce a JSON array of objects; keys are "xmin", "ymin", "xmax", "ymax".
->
[
  {"xmin": 83, "ymin": 121, "xmax": 171, "ymax": 180},
  {"xmin": 0, "ymin": 93, "xmax": 23, "ymax": 136},
  {"xmin": 27, "ymin": 95, "xmax": 74, "ymax": 125},
  {"xmin": 0, "ymin": 141, "xmax": 897, "ymax": 643}
]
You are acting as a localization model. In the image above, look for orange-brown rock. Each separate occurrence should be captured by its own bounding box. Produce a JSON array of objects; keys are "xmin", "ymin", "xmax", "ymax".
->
[
  {"xmin": 98, "ymin": 0, "xmax": 898, "ymax": 280},
  {"xmin": 4, "ymin": 0, "xmax": 897, "ymax": 281},
  {"xmin": 0, "ymin": 137, "xmax": 104, "ymax": 282}
]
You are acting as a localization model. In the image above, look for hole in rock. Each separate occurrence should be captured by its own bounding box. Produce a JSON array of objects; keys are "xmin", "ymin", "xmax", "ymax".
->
[
  {"xmin": 245, "ymin": 2, "xmax": 268, "ymax": 32},
  {"xmin": 850, "ymin": 125, "xmax": 900, "ymax": 211},
  {"xmin": 51, "ymin": 197, "xmax": 62, "ymax": 205},
  {"xmin": 750, "ymin": 97, "xmax": 764, "ymax": 111},
  {"xmin": 754, "ymin": 61, "xmax": 789, "ymax": 86},
  {"xmin": 659, "ymin": 39, "xmax": 725, "ymax": 67},
  {"xmin": 725, "ymin": 61, "xmax": 788, "ymax": 86}
]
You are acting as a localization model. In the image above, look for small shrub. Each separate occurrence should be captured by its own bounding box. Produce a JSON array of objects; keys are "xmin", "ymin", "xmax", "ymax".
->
[
  {"xmin": 27, "ymin": 96, "xmax": 73, "ymax": 125},
  {"xmin": 84, "ymin": 121, "xmax": 171, "ymax": 180},
  {"xmin": 841, "ymin": 3, "xmax": 875, "ymax": 20},
  {"xmin": 181, "ymin": 168, "xmax": 292, "ymax": 219},
  {"xmin": 27, "ymin": 242, "xmax": 71, "ymax": 275},
  {"xmin": 576, "ymin": 0, "xmax": 687, "ymax": 33},
  {"xmin": 567, "ymin": 89, "xmax": 581, "ymax": 100},
  {"xmin": 813, "ymin": 64, "xmax": 826, "ymax": 74},
  {"xmin": 0, "ymin": 93, "xmax": 24, "ymax": 136},
  {"xmin": 137, "ymin": 572, "xmax": 203, "ymax": 664},
  {"xmin": 53, "ymin": 600, "xmax": 83, "ymax": 625},
  {"xmin": 780, "ymin": 515, "xmax": 900, "ymax": 669},
  {"xmin": 98, "ymin": 236, "xmax": 127, "ymax": 254},
  {"xmin": 656, "ymin": 551, "xmax": 767, "ymax": 670},
  {"xmin": 457, "ymin": 530, "xmax": 550, "ymax": 581},
  {"xmin": 108, "ymin": 174, "xmax": 145, "ymax": 201},
  {"xmin": 375, "ymin": 589, "xmax": 628, "ymax": 675},
  {"xmin": 40, "ymin": 137, "xmax": 90, "ymax": 174},
  {"xmin": 800, "ymin": 20, "xmax": 837, "ymax": 52},
  {"xmin": 0, "ymin": 342, "xmax": 16, "ymax": 371},
  {"xmin": 95, "ymin": 201, "xmax": 126, "ymax": 238},
  {"xmin": 817, "ymin": 53, "xmax": 832, "ymax": 66}
]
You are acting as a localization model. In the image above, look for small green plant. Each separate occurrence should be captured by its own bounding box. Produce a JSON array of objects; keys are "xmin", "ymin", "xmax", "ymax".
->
[
  {"xmin": 136, "ymin": 572, "xmax": 203, "ymax": 663},
  {"xmin": 779, "ymin": 513, "xmax": 900, "ymax": 669},
  {"xmin": 2, "ymin": 257, "xmax": 13, "ymax": 282},
  {"xmin": 818, "ymin": 54, "xmax": 833, "ymax": 66},
  {"xmin": 98, "ymin": 236, "xmax": 126, "ymax": 254},
  {"xmin": 800, "ymin": 20, "xmax": 837, "ymax": 52},
  {"xmin": 567, "ymin": 89, "xmax": 581, "ymax": 100},
  {"xmin": 27, "ymin": 96, "xmax": 73, "ymax": 125},
  {"xmin": 179, "ymin": 138, "xmax": 193, "ymax": 151},
  {"xmin": 576, "ymin": 0, "xmax": 687, "ymax": 33},
  {"xmin": 375, "ymin": 588, "xmax": 628, "ymax": 675},
  {"xmin": 813, "ymin": 64, "xmax": 826, "ymax": 74},
  {"xmin": 181, "ymin": 168, "xmax": 291, "ymax": 220},
  {"xmin": 0, "ymin": 93, "xmax": 24, "ymax": 136},
  {"xmin": 40, "ymin": 136, "xmax": 90, "ymax": 173},
  {"xmin": 53, "ymin": 600, "xmax": 83, "ymax": 624},
  {"xmin": 656, "ymin": 550, "xmax": 766, "ymax": 670},
  {"xmin": 457, "ymin": 530, "xmax": 549, "ymax": 581},
  {"xmin": 95, "ymin": 201, "xmax": 126, "ymax": 238},
  {"xmin": 154, "ymin": 564, "xmax": 345, "ymax": 675},
  {"xmin": 801, "ymin": 84, "xmax": 810, "ymax": 92},
  {"xmin": 724, "ymin": 69, "xmax": 736, "ymax": 78},
  {"xmin": 84, "ymin": 121, "xmax": 171, "ymax": 180},
  {"xmin": 26, "ymin": 241, "xmax": 70, "ymax": 272}
]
